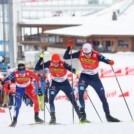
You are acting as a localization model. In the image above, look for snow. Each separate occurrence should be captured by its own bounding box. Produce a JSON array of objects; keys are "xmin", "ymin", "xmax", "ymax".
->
[
  {"xmin": 43, "ymin": 1, "xmax": 134, "ymax": 37},
  {"xmin": 44, "ymin": 20, "xmax": 134, "ymax": 37},
  {"xmin": 99, "ymin": 52, "xmax": 134, "ymax": 68},
  {"xmin": 21, "ymin": 1, "xmax": 134, "ymax": 37},
  {"xmin": 1, "ymin": 52, "xmax": 134, "ymax": 134}
]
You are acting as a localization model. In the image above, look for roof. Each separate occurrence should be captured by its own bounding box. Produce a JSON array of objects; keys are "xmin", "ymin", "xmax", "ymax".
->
[
  {"xmin": 44, "ymin": 20, "xmax": 134, "ymax": 37},
  {"xmin": 21, "ymin": 16, "xmax": 89, "ymax": 26},
  {"xmin": 21, "ymin": 0, "xmax": 134, "ymax": 37},
  {"xmin": 43, "ymin": 0, "xmax": 134, "ymax": 37}
]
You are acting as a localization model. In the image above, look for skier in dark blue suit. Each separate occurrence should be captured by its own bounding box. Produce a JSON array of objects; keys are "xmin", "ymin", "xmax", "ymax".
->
[
  {"xmin": 63, "ymin": 42, "xmax": 120, "ymax": 122},
  {"xmin": 35, "ymin": 53, "xmax": 80, "ymax": 124}
]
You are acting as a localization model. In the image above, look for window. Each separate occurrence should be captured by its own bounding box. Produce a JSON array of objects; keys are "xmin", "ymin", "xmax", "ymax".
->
[
  {"xmin": 88, "ymin": 0, "xmax": 98, "ymax": 5},
  {"xmin": 76, "ymin": 39, "xmax": 86, "ymax": 46},
  {"xmin": 48, "ymin": 35, "xmax": 56, "ymax": 43},
  {"xmin": 118, "ymin": 40, "xmax": 128, "ymax": 48}
]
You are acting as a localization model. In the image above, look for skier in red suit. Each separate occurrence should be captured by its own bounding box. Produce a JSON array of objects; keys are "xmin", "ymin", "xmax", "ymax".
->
[{"xmin": 3, "ymin": 63, "xmax": 43, "ymax": 127}]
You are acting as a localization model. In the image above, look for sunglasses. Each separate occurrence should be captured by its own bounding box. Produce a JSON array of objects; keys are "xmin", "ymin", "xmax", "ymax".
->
[
  {"xmin": 83, "ymin": 52, "xmax": 92, "ymax": 56},
  {"xmin": 52, "ymin": 60, "xmax": 60, "ymax": 64}
]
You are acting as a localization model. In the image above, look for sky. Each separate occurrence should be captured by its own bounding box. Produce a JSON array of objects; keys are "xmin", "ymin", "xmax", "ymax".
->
[{"xmin": 0, "ymin": 52, "xmax": 134, "ymax": 134}]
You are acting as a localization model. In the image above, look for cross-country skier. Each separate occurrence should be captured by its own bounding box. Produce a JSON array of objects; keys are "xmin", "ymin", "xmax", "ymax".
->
[
  {"xmin": 3, "ymin": 63, "xmax": 43, "ymax": 127},
  {"xmin": 63, "ymin": 42, "xmax": 120, "ymax": 122},
  {"xmin": 35, "ymin": 53, "xmax": 80, "ymax": 124}
]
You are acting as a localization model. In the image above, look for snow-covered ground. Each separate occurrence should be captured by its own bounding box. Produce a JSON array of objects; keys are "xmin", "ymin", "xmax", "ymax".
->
[{"xmin": 1, "ymin": 52, "xmax": 134, "ymax": 134}]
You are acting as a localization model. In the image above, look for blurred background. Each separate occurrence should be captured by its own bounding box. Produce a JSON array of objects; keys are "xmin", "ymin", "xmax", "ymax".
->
[{"xmin": 0, "ymin": 0, "xmax": 134, "ymax": 74}]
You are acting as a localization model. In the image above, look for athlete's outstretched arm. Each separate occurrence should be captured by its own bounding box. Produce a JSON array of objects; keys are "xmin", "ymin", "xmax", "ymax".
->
[
  {"xmin": 98, "ymin": 53, "xmax": 112, "ymax": 64},
  {"xmin": 64, "ymin": 62, "xmax": 76, "ymax": 73},
  {"xmin": 4, "ymin": 72, "xmax": 15, "ymax": 83},
  {"xmin": 35, "ymin": 58, "xmax": 50, "ymax": 71},
  {"xmin": 63, "ymin": 47, "xmax": 80, "ymax": 59}
]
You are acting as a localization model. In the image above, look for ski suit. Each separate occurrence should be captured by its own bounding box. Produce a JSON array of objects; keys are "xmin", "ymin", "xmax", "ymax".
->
[
  {"xmin": 64, "ymin": 47, "xmax": 111, "ymax": 114},
  {"xmin": 4, "ymin": 81, "xmax": 16, "ymax": 106},
  {"xmin": 4, "ymin": 69, "xmax": 41, "ymax": 118},
  {"xmin": 35, "ymin": 58, "xmax": 80, "ymax": 116}
]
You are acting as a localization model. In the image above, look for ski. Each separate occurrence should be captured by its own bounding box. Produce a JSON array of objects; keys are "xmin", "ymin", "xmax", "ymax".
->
[
  {"xmin": 79, "ymin": 120, "xmax": 90, "ymax": 124},
  {"xmin": 27, "ymin": 122, "xmax": 65, "ymax": 126},
  {"xmin": 49, "ymin": 122, "xmax": 64, "ymax": 125},
  {"xmin": 79, "ymin": 120, "xmax": 134, "ymax": 124},
  {"xmin": 20, "ymin": 120, "xmax": 134, "ymax": 127},
  {"xmin": 28, "ymin": 122, "xmax": 45, "ymax": 126}
]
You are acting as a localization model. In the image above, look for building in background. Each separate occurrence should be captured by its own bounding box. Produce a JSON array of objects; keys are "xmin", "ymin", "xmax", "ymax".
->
[
  {"xmin": 18, "ymin": 0, "xmax": 123, "ymax": 58},
  {"xmin": 0, "ymin": 0, "xmax": 126, "ymax": 70},
  {"xmin": 0, "ymin": 0, "xmax": 9, "ymax": 63},
  {"xmin": 0, "ymin": 0, "xmax": 22, "ymax": 69},
  {"xmin": 17, "ymin": 0, "xmax": 134, "ymax": 56},
  {"xmin": 0, "ymin": 0, "xmax": 11, "ymax": 72},
  {"xmin": 21, "ymin": 0, "xmax": 111, "ymax": 19}
]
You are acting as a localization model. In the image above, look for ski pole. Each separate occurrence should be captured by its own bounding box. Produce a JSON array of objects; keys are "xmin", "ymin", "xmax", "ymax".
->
[
  {"xmin": 85, "ymin": 90, "xmax": 103, "ymax": 122},
  {"xmin": 0, "ymin": 87, "xmax": 2, "ymax": 106},
  {"xmin": 8, "ymin": 94, "xmax": 12, "ymax": 122},
  {"xmin": 111, "ymin": 65, "xmax": 133, "ymax": 120},
  {"xmin": 45, "ymin": 103, "xmax": 50, "ymax": 113},
  {"xmin": 8, "ymin": 106, "xmax": 12, "ymax": 122},
  {"xmin": 69, "ymin": 41, "xmax": 75, "ymax": 124},
  {"xmin": 42, "ymin": 49, "xmax": 46, "ymax": 122},
  {"xmin": 44, "ymin": 92, "xmax": 46, "ymax": 122},
  {"xmin": 44, "ymin": 83, "xmax": 50, "ymax": 114}
]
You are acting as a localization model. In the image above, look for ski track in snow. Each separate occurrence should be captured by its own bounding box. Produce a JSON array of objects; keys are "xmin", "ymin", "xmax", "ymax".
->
[{"xmin": 1, "ymin": 52, "xmax": 134, "ymax": 134}]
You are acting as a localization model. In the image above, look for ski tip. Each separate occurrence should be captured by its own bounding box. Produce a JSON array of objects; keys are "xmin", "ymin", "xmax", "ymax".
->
[
  {"xmin": 79, "ymin": 120, "xmax": 90, "ymax": 124},
  {"xmin": 9, "ymin": 124, "xmax": 16, "ymax": 127},
  {"xmin": 118, "ymin": 120, "xmax": 134, "ymax": 123},
  {"xmin": 49, "ymin": 122, "xmax": 64, "ymax": 125}
]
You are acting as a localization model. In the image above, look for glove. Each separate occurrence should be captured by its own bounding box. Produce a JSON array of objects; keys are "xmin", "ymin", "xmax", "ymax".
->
[
  {"xmin": 74, "ymin": 70, "xmax": 80, "ymax": 77},
  {"xmin": 38, "ymin": 88, "xmax": 43, "ymax": 96},
  {"xmin": 40, "ymin": 52, "xmax": 45, "ymax": 59},
  {"xmin": 67, "ymin": 41, "xmax": 73, "ymax": 47},
  {"xmin": 109, "ymin": 60, "xmax": 114, "ymax": 66}
]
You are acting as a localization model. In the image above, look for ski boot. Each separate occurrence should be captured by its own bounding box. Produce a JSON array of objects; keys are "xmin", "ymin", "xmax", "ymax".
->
[
  {"xmin": 34, "ymin": 112, "xmax": 44, "ymax": 123},
  {"xmin": 49, "ymin": 112, "xmax": 56, "ymax": 124},
  {"xmin": 10, "ymin": 117, "xmax": 17, "ymax": 127},
  {"xmin": 106, "ymin": 113, "xmax": 120, "ymax": 122},
  {"xmin": 79, "ymin": 108, "xmax": 90, "ymax": 124}
]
